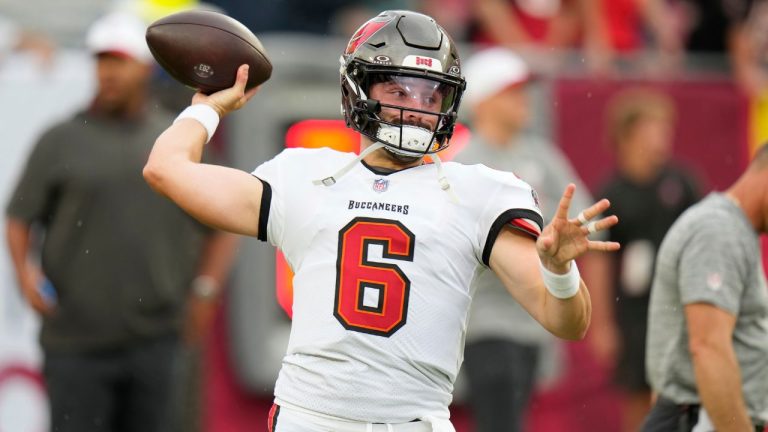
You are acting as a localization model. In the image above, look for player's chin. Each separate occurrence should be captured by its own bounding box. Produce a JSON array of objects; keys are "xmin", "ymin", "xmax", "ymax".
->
[{"xmin": 382, "ymin": 147, "xmax": 423, "ymax": 164}]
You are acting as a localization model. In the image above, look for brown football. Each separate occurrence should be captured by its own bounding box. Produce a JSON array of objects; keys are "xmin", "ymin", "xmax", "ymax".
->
[{"xmin": 146, "ymin": 10, "xmax": 272, "ymax": 94}]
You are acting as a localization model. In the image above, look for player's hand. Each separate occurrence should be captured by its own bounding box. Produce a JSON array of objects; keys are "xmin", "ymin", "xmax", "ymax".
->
[
  {"xmin": 536, "ymin": 184, "xmax": 620, "ymax": 274},
  {"xmin": 192, "ymin": 64, "xmax": 259, "ymax": 118}
]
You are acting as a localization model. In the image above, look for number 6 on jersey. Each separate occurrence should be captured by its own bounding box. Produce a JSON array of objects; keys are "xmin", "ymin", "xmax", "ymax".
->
[{"xmin": 334, "ymin": 217, "xmax": 415, "ymax": 336}]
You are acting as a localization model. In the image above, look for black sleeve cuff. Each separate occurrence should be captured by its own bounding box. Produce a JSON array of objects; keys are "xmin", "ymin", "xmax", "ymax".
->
[
  {"xmin": 482, "ymin": 208, "xmax": 544, "ymax": 266},
  {"xmin": 253, "ymin": 176, "xmax": 272, "ymax": 242}
]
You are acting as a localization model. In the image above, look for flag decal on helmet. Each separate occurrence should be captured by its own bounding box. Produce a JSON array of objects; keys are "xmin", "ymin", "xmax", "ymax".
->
[{"xmin": 403, "ymin": 55, "xmax": 442, "ymax": 72}]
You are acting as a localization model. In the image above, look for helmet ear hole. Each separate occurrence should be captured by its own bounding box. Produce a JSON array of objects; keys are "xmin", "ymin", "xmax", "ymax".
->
[{"xmin": 363, "ymin": 99, "xmax": 381, "ymax": 114}]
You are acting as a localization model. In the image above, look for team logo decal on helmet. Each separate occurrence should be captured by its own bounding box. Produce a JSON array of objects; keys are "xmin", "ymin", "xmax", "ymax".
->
[
  {"xmin": 340, "ymin": 10, "xmax": 466, "ymax": 158},
  {"xmin": 345, "ymin": 15, "xmax": 394, "ymax": 55}
]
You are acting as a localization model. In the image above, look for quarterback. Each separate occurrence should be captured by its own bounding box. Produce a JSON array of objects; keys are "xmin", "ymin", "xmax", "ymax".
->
[{"xmin": 144, "ymin": 10, "xmax": 619, "ymax": 432}]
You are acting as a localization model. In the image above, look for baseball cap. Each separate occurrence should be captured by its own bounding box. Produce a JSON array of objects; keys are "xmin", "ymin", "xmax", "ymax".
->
[
  {"xmin": 461, "ymin": 47, "xmax": 531, "ymax": 108},
  {"xmin": 85, "ymin": 12, "xmax": 153, "ymax": 64}
]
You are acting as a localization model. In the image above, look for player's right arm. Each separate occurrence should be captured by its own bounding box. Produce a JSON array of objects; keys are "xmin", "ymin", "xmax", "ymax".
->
[{"xmin": 144, "ymin": 64, "xmax": 262, "ymax": 236}]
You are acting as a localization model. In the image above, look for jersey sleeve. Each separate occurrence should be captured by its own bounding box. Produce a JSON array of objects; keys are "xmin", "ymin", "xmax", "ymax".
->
[
  {"xmin": 477, "ymin": 168, "xmax": 544, "ymax": 266},
  {"xmin": 251, "ymin": 151, "xmax": 287, "ymax": 247},
  {"xmin": 678, "ymin": 220, "xmax": 747, "ymax": 315}
]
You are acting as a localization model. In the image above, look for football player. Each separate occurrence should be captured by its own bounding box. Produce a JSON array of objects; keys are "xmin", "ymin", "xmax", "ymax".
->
[{"xmin": 144, "ymin": 10, "xmax": 619, "ymax": 432}]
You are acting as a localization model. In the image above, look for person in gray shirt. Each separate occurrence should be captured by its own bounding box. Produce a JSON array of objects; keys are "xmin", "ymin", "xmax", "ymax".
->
[
  {"xmin": 643, "ymin": 146, "xmax": 768, "ymax": 431},
  {"xmin": 454, "ymin": 47, "xmax": 608, "ymax": 432},
  {"xmin": 5, "ymin": 12, "xmax": 237, "ymax": 432}
]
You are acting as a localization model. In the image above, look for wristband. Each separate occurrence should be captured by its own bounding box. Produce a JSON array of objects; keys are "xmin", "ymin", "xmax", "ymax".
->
[
  {"xmin": 540, "ymin": 261, "xmax": 580, "ymax": 299},
  {"xmin": 174, "ymin": 104, "xmax": 220, "ymax": 144}
]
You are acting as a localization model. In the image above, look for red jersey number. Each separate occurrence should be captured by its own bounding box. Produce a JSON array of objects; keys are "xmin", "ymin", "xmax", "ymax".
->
[{"xmin": 334, "ymin": 217, "xmax": 415, "ymax": 337}]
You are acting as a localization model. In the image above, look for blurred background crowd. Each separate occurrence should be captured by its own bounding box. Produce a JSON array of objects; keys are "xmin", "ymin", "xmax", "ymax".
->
[{"xmin": 0, "ymin": 0, "xmax": 764, "ymax": 431}]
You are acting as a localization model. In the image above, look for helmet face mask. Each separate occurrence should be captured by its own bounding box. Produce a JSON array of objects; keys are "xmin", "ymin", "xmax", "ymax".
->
[{"xmin": 340, "ymin": 10, "xmax": 465, "ymax": 157}]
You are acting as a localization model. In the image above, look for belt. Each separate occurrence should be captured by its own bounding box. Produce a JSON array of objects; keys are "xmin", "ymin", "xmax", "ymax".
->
[{"xmin": 676, "ymin": 401, "xmax": 765, "ymax": 432}]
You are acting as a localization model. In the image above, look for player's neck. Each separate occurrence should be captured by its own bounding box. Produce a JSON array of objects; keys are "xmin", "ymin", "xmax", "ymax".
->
[{"xmin": 361, "ymin": 143, "xmax": 424, "ymax": 171}]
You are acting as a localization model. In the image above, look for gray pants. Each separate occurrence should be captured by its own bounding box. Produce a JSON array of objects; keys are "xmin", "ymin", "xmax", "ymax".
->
[{"xmin": 43, "ymin": 336, "xmax": 180, "ymax": 432}]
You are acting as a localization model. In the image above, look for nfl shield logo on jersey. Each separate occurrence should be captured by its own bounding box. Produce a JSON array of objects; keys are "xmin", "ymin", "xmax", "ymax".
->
[{"xmin": 372, "ymin": 178, "xmax": 389, "ymax": 193}]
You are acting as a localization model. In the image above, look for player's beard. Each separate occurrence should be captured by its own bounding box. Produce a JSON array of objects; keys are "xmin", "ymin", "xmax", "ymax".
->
[
  {"xmin": 381, "ymin": 112, "xmax": 435, "ymax": 133},
  {"xmin": 382, "ymin": 147, "xmax": 422, "ymax": 164}
]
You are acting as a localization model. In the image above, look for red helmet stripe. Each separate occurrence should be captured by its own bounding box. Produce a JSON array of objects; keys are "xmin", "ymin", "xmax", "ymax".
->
[{"xmin": 346, "ymin": 21, "xmax": 388, "ymax": 55}]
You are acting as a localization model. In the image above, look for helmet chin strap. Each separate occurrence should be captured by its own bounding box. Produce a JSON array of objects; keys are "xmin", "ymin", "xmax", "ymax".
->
[
  {"xmin": 430, "ymin": 153, "xmax": 459, "ymax": 203},
  {"xmin": 313, "ymin": 142, "xmax": 386, "ymax": 186},
  {"xmin": 312, "ymin": 141, "xmax": 459, "ymax": 204}
]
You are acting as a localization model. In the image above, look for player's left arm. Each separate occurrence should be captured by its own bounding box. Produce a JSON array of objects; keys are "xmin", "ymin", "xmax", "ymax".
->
[{"xmin": 489, "ymin": 184, "xmax": 619, "ymax": 340}]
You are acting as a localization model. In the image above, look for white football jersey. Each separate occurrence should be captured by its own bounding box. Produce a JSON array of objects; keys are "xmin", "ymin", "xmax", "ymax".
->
[{"xmin": 252, "ymin": 147, "xmax": 542, "ymax": 423}]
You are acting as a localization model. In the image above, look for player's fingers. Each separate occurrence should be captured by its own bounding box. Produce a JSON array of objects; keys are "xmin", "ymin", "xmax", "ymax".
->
[
  {"xmin": 554, "ymin": 184, "xmax": 576, "ymax": 221},
  {"xmin": 569, "ymin": 198, "xmax": 611, "ymax": 226},
  {"xmin": 587, "ymin": 240, "xmax": 621, "ymax": 252},
  {"xmin": 581, "ymin": 215, "xmax": 618, "ymax": 235},
  {"xmin": 233, "ymin": 64, "xmax": 249, "ymax": 93}
]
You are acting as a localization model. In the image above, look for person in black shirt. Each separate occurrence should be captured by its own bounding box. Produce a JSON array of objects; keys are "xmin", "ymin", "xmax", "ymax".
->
[{"xmin": 589, "ymin": 87, "xmax": 700, "ymax": 432}]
